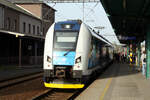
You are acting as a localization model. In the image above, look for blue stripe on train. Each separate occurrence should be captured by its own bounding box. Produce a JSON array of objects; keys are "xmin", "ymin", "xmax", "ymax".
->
[{"xmin": 53, "ymin": 51, "xmax": 75, "ymax": 66}]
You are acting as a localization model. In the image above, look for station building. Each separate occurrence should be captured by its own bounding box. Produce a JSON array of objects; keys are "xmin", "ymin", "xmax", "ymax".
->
[{"xmin": 0, "ymin": 0, "xmax": 55, "ymax": 66}]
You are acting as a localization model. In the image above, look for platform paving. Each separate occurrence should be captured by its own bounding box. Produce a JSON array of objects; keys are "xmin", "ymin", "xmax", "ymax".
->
[
  {"xmin": 76, "ymin": 63, "xmax": 150, "ymax": 100},
  {"xmin": 0, "ymin": 65, "xmax": 43, "ymax": 81}
]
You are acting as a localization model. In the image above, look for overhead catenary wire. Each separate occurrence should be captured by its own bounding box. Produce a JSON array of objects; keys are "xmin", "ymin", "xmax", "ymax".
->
[
  {"xmin": 84, "ymin": 2, "xmax": 99, "ymax": 18},
  {"xmin": 83, "ymin": 1, "xmax": 85, "ymax": 22},
  {"xmin": 72, "ymin": 3, "xmax": 100, "ymax": 23},
  {"xmin": 47, "ymin": 2, "xmax": 120, "ymax": 44},
  {"xmin": 81, "ymin": 2, "xmax": 110, "ymax": 30}
]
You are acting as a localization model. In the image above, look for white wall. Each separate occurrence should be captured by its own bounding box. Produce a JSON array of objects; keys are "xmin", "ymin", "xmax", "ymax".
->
[
  {"xmin": 0, "ymin": 7, "xmax": 4, "ymax": 29},
  {"xmin": 19, "ymin": 14, "xmax": 41, "ymax": 35}
]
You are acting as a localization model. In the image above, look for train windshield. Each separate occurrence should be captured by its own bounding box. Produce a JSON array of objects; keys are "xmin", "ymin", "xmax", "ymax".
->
[{"xmin": 54, "ymin": 31, "xmax": 78, "ymax": 50}]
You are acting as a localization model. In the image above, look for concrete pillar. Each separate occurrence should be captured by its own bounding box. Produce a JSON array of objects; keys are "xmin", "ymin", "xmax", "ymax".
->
[
  {"xmin": 127, "ymin": 45, "xmax": 129, "ymax": 62},
  {"xmin": 146, "ymin": 29, "xmax": 150, "ymax": 79},
  {"xmin": 19, "ymin": 38, "xmax": 22, "ymax": 67},
  {"xmin": 34, "ymin": 41, "xmax": 38, "ymax": 65},
  {"xmin": 137, "ymin": 43, "xmax": 141, "ymax": 68}
]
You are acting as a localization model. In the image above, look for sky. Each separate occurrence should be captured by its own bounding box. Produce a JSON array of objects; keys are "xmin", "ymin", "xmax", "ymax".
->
[{"xmin": 48, "ymin": 2, "xmax": 120, "ymax": 45}]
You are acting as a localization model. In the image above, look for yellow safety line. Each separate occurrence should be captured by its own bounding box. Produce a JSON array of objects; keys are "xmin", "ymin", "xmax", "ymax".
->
[
  {"xmin": 44, "ymin": 82, "xmax": 84, "ymax": 89},
  {"xmin": 100, "ymin": 78, "xmax": 112, "ymax": 100}
]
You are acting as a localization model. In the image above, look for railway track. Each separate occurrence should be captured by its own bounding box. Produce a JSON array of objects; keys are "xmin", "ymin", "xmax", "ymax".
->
[
  {"xmin": 32, "ymin": 64, "xmax": 111, "ymax": 100},
  {"xmin": 0, "ymin": 71, "xmax": 43, "ymax": 89},
  {"xmin": 0, "ymin": 64, "xmax": 112, "ymax": 100},
  {"xmin": 33, "ymin": 88, "xmax": 81, "ymax": 100}
]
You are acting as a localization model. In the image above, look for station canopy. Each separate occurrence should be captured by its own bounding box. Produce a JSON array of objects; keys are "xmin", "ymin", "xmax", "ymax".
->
[{"xmin": 100, "ymin": 0, "xmax": 147, "ymax": 44}]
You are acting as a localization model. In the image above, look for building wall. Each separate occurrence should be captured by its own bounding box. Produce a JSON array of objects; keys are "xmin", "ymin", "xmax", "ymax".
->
[
  {"xmin": 43, "ymin": 21, "xmax": 52, "ymax": 36},
  {"xmin": 42, "ymin": 4, "xmax": 55, "ymax": 36},
  {"xmin": 42, "ymin": 4, "xmax": 54, "ymax": 21},
  {"xmin": 16, "ymin": 3, "xmax": 42, "ymax": 18},
  {"xmin": 16, "ymin": 3, "xmax": 55, "ymax": 36},
  {"xmin": 0, "ymin": 1, "xmax": 44, "ymax": 65},
  {"xmin": 19, "ymin": 14, "xmax": 42, "ymax": 35},
  {"xmin": 0, "ymin": 5, "xmax": 4, "ymax": 29},
  {"xmin": 4, "ymin": 7, "xmax": 20, "ymax": 32}
]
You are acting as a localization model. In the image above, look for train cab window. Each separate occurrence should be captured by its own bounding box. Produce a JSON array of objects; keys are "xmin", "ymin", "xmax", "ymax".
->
[
  {"xmin": 54, "ymin": 31, "xmax": 78, "ymax": 50},
  {"xmin": 57, "ymin": 37, "xmax": 76, "ymax": 42}
]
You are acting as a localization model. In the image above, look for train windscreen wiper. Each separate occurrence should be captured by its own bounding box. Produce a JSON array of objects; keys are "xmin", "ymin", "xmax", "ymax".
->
[{"xmin": 63, "ymin": 50, "xmax": 72, "ymax": 56}]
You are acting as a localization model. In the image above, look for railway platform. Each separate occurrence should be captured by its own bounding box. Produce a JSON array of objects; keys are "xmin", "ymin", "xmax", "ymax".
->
[
  {"xmin": 0, "ymin": 65, "xmax": 42, "ymax": 81},
  {"xmin": 76, "ymin": 63, "xmax": 150, "ymax": 100}
]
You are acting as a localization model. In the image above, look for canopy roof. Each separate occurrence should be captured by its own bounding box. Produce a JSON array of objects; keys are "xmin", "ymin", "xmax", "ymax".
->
[{"xmin": 100, "ymin": 0, "xmax": 147, "ymax": 44}]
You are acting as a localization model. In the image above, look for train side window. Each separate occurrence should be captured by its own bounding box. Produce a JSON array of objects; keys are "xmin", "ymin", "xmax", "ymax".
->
[
  {"xmin": 91, "ymin": 36, "xmax": 94, "ymax": 44},
  {"xmin": 90, "ymin": 36, "xmax": 94, "ymax": 50}
]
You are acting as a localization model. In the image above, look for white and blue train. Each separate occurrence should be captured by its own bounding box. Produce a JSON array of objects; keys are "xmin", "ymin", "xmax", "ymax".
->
[{"xmin": 43, "ymin": 20, "xmax": 113, "ymax": 89}]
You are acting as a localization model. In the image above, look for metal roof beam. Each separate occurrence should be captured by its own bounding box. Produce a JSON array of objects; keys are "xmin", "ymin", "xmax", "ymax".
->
[
  {"xmin": 109, "ymin": 15, "xmax": 150, "ymax": 21},
  {"xmin": 123, "ymin": 0, "xmax": 127, "ymax": 13},
  {"xmin": 100, "ymin": 0, "xmax": 112, "ymax": 15},
  {"xmin": 141, "ymin": 0, "xmax": 150, "ymax": 15}
]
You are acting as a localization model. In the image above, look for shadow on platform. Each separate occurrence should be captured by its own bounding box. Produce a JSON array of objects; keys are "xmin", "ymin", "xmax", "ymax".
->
[{"xmin": 98, "ymin": 62, "xmax": 141, "ymax": 80}]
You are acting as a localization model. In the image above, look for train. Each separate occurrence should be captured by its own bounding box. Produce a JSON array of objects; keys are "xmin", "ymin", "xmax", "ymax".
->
[{"xmin": 43, "ymin": 20, "xmax": 113, "ymax": 89}]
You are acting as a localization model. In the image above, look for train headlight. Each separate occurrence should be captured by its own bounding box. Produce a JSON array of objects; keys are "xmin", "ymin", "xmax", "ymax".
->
[
  {"xmin": 47, "ymin": 56, "xmax": 52, "ymax": 63},
  {"xmin": 75, "ymin": 56, "xmax": 81, "ymax": 64},
  {"xmin": 65, "ymin": 24, "xmax": 71, "ymax": 29}
]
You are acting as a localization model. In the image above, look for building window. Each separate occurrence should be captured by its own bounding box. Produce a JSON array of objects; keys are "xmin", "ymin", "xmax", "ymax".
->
[
  {"xmin": 6, "ymin": 18, "xmax": 10, "ymax": 30},
  {"xmin": 33, "ymin": 25, "xmax": 35, "ymax": 34},
  {"xmin": 37, "ymin": 26, "xmax": 39, "ymax": 35},
  {"xmin": 47, "ymin": 15, "xmax": 49, "ymax": 20},
  {"xmin": 13, "ymin": 19, "xmax": 17, "ymax": 31},
  {"xmin": 23, "ymin": 22, "xmax": 26, "ymax": 33},
  {"xmin": 0, "ymin": 7, "xmax": 4, "ymax": 29},
  {"xmin": 28, "ymin": 24, "xmax": 31, "ymax": 34},
  {"xmin": 43, "ymin": 27, "xmax": 45, "ymax": 35}
]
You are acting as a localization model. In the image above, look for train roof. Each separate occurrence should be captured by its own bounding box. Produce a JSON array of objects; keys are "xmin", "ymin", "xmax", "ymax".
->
[
  {"xmin": 88, "ymin": 26, "xmax": 113, "ymax": 47},
  {"xmin": 56, "ymin": 20, "xmax": 82, "ymax": 25},
  {"xmin": 54, "ymin": 20, "xmax": 113, "ymax": 47},
  {"xmin": 55, "ymin": 20, "xmax": 82, "ymax": 31}
]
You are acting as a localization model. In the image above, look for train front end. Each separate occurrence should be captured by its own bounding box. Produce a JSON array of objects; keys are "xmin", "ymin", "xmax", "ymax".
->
[{"xmin": 43, "ymin": 21, "xmax": 84, "ymax": 89}]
